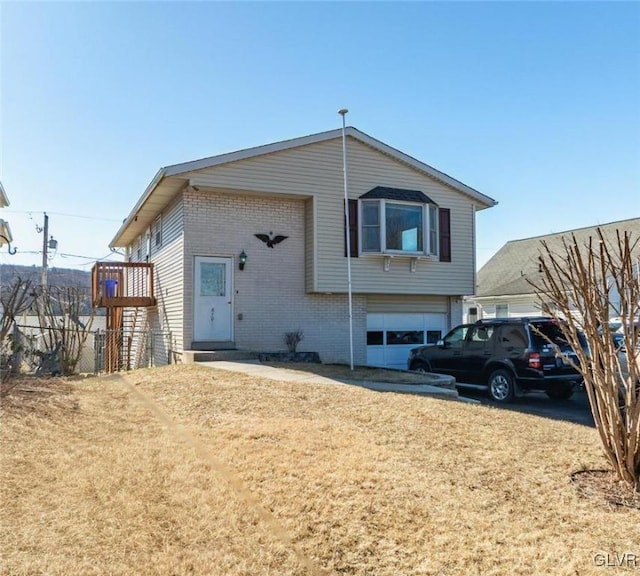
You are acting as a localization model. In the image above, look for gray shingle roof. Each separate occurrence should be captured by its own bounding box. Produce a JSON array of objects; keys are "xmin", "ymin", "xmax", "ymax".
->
[
  {"xmin": 359, "ymin": 186, "xmax": 437, "ymax": 204},
  {"xmin": 477, "ymin": 217, "xmax": 640, "ymax": 297}
]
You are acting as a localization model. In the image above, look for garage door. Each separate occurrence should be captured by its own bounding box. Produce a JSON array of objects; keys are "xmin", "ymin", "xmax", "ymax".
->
[{"xmin": 366, "ymin": 313, "xmax": 447, "ymax": 369}]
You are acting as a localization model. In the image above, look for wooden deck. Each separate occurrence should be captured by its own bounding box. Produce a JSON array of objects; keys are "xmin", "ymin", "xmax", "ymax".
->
[
  {"xmin": 92, "ymin": 262, "xmax": 156, "ymax": 308},
  {"xmin": 92, "ymin": 262, "xmax": 156, "ymax": 373}
]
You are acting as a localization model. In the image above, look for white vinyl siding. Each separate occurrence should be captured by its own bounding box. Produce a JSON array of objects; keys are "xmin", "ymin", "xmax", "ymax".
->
[
  {"xmin": 366, "ymin": 294, "xmax": 448, "ymax": 314},
  {"xmin": 148, "ymin": 195, "xmax": 184, "ymax": 356},
  {"xmin": 467, "ymin": 299, "xmax": 539, "ymax": 321},
  {"xmin": 185, "ymin": 137, "xmax": 477, "ymax": 296}
]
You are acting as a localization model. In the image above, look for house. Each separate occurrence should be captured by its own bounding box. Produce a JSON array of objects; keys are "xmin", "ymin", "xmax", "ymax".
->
[
  {"xmin": 465, "ymin": 217, "xmax": 640, "ymax": 322},
  {"xmin": 0, "ymin": 181, "xmax": 15, "ymax": 254},
  {"xmin": 95, "ymin": 127, "xmax": 496, "ymax": 370},
  {"xmin": 0, "ymin": 182, "xmax": 8, "ymax": 207}
]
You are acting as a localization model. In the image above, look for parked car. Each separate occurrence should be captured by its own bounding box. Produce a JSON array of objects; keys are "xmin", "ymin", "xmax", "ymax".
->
[
  {"xmin": 612, "ymin": 332, "xmax": 625, "ymax": 352},
  {"xmin": 408, "ymin": 317, "xmax": 586, "ymax": 402},
  {"xmin": 598, "ymin": 323, "xmax": 626, "ymax": 352}
]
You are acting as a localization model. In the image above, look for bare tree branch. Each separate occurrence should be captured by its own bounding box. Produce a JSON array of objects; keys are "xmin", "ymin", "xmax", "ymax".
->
[{"xmin": 529, "ymin": 229, "xmax": 639, "ymax": 491}]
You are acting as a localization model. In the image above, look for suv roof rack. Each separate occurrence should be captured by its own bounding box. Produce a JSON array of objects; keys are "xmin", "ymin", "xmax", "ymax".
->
[{"xmin": 474, "ymin": 316, "xmax": 553, "ymax": 325}]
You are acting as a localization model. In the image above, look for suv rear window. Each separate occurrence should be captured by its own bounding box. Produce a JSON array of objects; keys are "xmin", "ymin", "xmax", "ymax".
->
[{"xmin": 530, "ymin": 322, "xmax": 586, "ymax": 351}]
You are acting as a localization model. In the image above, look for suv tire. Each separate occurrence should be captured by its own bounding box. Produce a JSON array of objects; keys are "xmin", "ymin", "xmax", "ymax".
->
[
  {"xmin": 545, "ymin": 384, "xmax": 574, "ymax": 400},
  {"xmin": 488, "ymin": 369, "xmax": 516, "ymax": 403}
]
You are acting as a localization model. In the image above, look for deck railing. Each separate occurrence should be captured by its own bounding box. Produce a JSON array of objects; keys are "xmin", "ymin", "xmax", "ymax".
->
[{"xmin": 91, "ymin": 262, "xmax": 155, "ymax": 308}]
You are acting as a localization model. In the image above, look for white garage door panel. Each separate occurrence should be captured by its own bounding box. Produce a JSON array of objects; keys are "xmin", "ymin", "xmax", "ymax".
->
[{"xmin": 366, "ymin": 313, "xmax": 447, "ymax": 369}]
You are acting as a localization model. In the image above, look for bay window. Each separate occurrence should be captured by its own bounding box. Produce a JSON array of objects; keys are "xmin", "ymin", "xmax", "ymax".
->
[{"xmin": 360, "ymin": 199, "xmax": 438, "ymax": 256}]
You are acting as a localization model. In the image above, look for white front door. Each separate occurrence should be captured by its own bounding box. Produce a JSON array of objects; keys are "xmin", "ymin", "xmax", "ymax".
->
[{"xmin": 193, "ymin": 256, "xmax": 233, "ymax": 342}]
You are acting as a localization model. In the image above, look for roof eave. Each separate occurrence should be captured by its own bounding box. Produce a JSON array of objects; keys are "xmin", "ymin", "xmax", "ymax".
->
[
  {"xmin": 162, "ymin": 126, "xmax": 497, "ymax": 208},
  {"xmin": 350, "ymin": 128, "xmax": 497, "ymax": 209},
  {"xmin": 163, "ymin": 129, "xmax": 345, "ymax": 177},
  {"xmin": 110, "ymin": 126, "xmax": 497, "ymax": 247},
  {"xmin": 0, "ymin": 181, "xmax": 9, "ymax": 207},
  {"xmin": 471, "ymin": 292, "xmax": 537, "ymax": 301},
  {"xmin": 109, "ymin": 168, "xmax": 166, "ymax": 247}
]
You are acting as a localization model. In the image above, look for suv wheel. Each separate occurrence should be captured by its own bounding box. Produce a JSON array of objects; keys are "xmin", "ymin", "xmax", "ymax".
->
[
  {"xmin": 488, "ymin": 369, "xmax": 516, "ymax": 403},
  {"xmin": 410, "ymin": 360, "xmax": 432, "ymax": 373},
  {"xmin": 545, "ymin": 384, "xmax": 574, "ymax": 400}
]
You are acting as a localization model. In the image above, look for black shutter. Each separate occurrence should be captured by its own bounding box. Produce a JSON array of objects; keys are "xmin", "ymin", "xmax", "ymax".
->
[
  {"xmin": 439, "ymin": 208, "xmax": 451, "ymax": 262},
  {"xmin": 344, "ymin": 199, "xmax": 359, "ymax": 257}
]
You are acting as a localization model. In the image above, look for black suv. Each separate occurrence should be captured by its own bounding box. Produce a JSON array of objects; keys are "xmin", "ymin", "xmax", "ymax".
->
[{"xmin": 407, "ymin": 317, "xmax": 586, "ymax": 402}]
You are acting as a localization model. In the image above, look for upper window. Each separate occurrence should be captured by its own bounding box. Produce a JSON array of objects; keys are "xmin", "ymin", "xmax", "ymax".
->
[
  {"xmin": 152, "ymin": 215, "xmax": 162, "ymax": 249},
  {"xmin": 345, "ymin": 187, "xmax": 450, "ymax": 261},
  {"xmin": 496, "ymin": 304, "xmax": 509, "ymax": 318},
  {"xmin": 360, "ymin": 199, "xmax": 438, "ymax": 256}
]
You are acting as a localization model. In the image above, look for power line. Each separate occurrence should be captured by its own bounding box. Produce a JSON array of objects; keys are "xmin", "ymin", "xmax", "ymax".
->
[
  {"xmin": 1, "ymin": 249, "xmax": 121, "ymax": 263},
  {"xmin": 0, "ymin": 249, "xmax": 97, "ymax": 260},
  {"xmin": 5, "ymin": 209, "xmax": 121, "ymax": 223},
  {"xmin": 58, "ymin": 252, "xmax": 107, "ymax": 260}
]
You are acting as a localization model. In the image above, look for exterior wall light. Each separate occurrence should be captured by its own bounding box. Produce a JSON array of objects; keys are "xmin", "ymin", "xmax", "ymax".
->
[{"xmin": 239, "ymin": 250, "xmax": 247, "ymax": 270}]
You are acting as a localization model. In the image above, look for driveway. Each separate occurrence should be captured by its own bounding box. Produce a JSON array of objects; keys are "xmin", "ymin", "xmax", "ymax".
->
[{"xmin": 458, "ymin": 385, "xmax": 595, "ymax": 427}]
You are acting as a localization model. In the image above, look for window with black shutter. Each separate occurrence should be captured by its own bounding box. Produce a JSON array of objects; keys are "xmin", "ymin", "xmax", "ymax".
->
[
  {"xmin": 356, "ymin": 187, "xmax": 440, "ymax": 256},
  {"xmin": 344, "ymin": 188, "xmax": 449, "ymax": 259}
]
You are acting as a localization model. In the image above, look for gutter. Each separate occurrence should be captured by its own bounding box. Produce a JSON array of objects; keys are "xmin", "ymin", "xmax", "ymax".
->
[
  {"xmin": 109, "ymin": 167, "xmax": 166, "ymax": 247},
  {"xmin": 470, "ymin": 293, "xmax": 538, "ymax": 301}
]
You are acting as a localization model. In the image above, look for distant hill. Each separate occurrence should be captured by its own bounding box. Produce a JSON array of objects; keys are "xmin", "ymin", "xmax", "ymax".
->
[
  {"xmin": 0, "ymin": 264, "xmax": 103, "ymax": 316},
  {"xmin": 0, "ymin": 264, "xmax": 91, "ymax": 289}
]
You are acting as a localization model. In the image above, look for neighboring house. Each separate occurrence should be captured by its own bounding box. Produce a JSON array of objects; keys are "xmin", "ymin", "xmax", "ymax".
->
[
  {"xmin": 0, "ymin": 182, "xmax": 8, "ymax": 207},
  {"xmin": 100, "ymin": 127, "xmax": 496, "ymax": 369},
  {"xmin": 465, "ymin": 217, "xmax": 640, "ymax": 323},
  {"xmin": 0, "ymin": 181, "xmax": 15, "ymax": 253}
]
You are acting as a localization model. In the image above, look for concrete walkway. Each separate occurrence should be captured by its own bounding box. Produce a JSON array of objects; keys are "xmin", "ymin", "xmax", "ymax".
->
[{"xmin": 198, "ymin": 360, "xmax": 460, "ymax": 400}]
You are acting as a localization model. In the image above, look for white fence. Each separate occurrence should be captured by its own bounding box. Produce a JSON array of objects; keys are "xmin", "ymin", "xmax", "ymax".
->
[{"xmin": 5, "ymin": 316, "xmax": 172, "ymax": 374}]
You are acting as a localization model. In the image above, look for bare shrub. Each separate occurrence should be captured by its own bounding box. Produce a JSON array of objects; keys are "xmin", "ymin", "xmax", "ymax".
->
[
  {"xmin": 0, "ymin": 278, "xmax": 35, "ymax": 381},
  {"xmin": 529, "ymin": 229, "xmax": 639, "ymax": 492},
  {"xmin": 284, "ymin": 329, "xmax": 304, "ymax": 353},
  {"xmin": 31, "ymin": 286, "xmax": 95, "ymax": 376}
]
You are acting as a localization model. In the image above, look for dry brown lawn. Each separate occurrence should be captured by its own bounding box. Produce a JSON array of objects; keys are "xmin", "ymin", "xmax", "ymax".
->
[{"xmin": 1, "ymin": 364, "xmax": 638, "ymax": 575}]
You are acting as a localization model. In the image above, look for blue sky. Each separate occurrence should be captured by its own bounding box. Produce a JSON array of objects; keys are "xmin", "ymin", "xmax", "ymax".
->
[{"xmin": 1, "ymin": 1, "xmax": 639, "ymax": 273}]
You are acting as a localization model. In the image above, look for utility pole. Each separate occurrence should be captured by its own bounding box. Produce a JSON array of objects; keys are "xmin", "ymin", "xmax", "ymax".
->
[
  {"xmin": 39, "ymin": 213, "xmax": 58, "ymax": 289},
  {"xmin": 41, "ymin": 212, "xmax": 49, "ymax": 287}
]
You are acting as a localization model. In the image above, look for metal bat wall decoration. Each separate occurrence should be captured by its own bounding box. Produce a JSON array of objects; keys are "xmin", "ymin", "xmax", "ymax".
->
[{"xmin": 254, "ymin": 232, "xmax": 288, "ymax": 248}]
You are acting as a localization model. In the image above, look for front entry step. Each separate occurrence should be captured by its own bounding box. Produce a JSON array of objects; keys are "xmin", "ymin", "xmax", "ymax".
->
[
  {"xmin": 191, "ymin": 340, "xmax": 236, "ymax": 351},
  {"xmin": 183, "ymin": 349, "xmax": 259, "ymax": 364}
]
